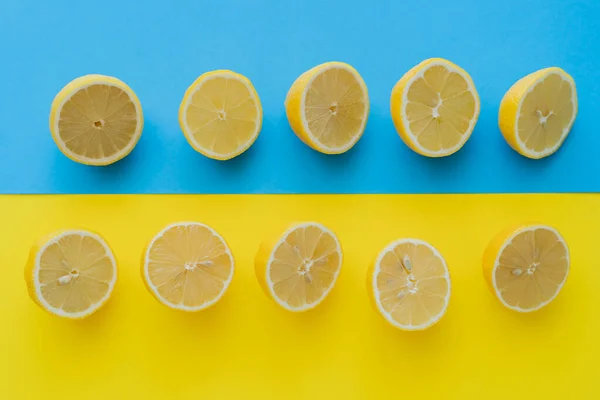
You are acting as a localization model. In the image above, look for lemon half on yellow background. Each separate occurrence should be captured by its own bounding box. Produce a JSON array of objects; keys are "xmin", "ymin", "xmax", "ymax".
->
[
  {"xmin": 25, "ymin": 229, "xmax": 118, "ymax": 319},
  {"xmin": 285, "ymin": 62, "xmax": 369, "ymax": 154},
  {"xmin": 368, "ymin": 238, "xmax": 451, "ymax": 330},
  {"xmin": 483, "ymin": 224, "xmax": 570, "ymax": 312},
  {"xmin": 499, "ymin": 67, "xmax": 577, "ymax": 159},
  {"xmin": 391, "ymin": 58, "xmax": 480, "ymax": 157},
  {"xmin": 255, "ymin": 222, "xmax": 343, "ymax": 312},
  {"xmin": 179, "ymin": 70, "xmax": 262, "ymax": 160},
  {"xmin": 50, "ymin": 74, "xmax": 144, "ymax": 166},
  {"xmin": 142, "ymin": 222, "xmax": 235, "ymax": 311}
]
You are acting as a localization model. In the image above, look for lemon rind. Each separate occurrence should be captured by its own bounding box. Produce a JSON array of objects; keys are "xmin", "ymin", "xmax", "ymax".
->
[
  {"xmin": 143, "ymin": 221, "xmax": 235, "ymax": 312},
  {"xmin": 265, "ymin": 222, "xmax": 343, "ymax": 312},
  {"xmin": 372, "ymin": 238, "xmax": 451, "ymax": 331},
  {"xmin": 491, "ymin": 224, "xmax": 570, "ymax": 313}
]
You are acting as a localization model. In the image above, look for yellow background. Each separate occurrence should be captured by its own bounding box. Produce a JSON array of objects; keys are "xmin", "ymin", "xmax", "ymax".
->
[{"xmin": 1, "ymin": 194, "xmax": 597, "ymax": 399}]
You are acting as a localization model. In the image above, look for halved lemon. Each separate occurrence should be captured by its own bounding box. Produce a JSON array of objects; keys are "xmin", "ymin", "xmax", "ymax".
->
[
  {"xmin": 142, "ymin": 222, "xmax": 234, "ymax": 311},
  {"xmin": 368, "ymin": 239, "xmax": 451, "ymax": 330},
  {"xmin": 285, "ymin": 62, "xmax": 369, "ymax": 154},
  {"xmin": 179, "ymin": 70, "xmax": 262, "ymax": 160},
  {"xmin": 255, "ymin": 222, "xmax": 342, "ymax": 312},
  {"xmin": 499, "ymin": 67, "xmax": 577, "ymax": 159},
  {"xmin": 390, "ymin": 58, "xmax": 480, "ymax": 157},
  {"xmin": 24, "ymin": 230, "xmax": 117, "ymax": 319},
  {"xmin": 49, "ymin": 75, "xmax": 144, "ymax": 166},
  {"xmin": 483, "ymin": 224, "xmax": 570, "ymax": 312}
]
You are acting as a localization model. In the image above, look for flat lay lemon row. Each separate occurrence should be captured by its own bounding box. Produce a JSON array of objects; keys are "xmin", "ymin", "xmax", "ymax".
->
[
  {"xmin": 25, "ymin": 221, "xmax": 569, "ymax": 330},
  {"xmin": 50, "ymin": 58, "xmax": 578, "ymax": 165}
]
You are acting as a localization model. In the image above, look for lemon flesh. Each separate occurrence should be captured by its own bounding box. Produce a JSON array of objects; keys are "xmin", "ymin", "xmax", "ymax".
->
[
  {"xmin": 25, "ymin": 230, "xmax": 117, "ymax": 319},
  {"xmin": 391, "ymin": 58, "xmax": 480, "ymax": 157},
  {"xmin": 369, "ymin": 239, "xmax": 451, "ymax": 330},
  {"xmin": 499, "ymin": 67, "xmax": 577, "ymax": 159},
  {"xmin": 255, "ymin": 222, "xmax": 342, "ymax": 312},
  {"xmin": 483, "ymin": 224, "xmax": 569, "ymax": 312},
  {"xmin": 50, "ymin": 75, "xmax": 143, "ymax": 165},
  {"xmin": 285, "ymin": 62, "xmax": 369, "ymax": 154},
  {"xmin": 179, "ymin": 70, "xmax": 262, "ymax": 160},
  {"xmin": 143, "ymin": 222, "xmax": 234, "ymax": 311}
]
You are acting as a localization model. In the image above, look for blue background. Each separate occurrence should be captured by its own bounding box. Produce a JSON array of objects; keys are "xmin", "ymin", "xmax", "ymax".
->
[{"xmin": 0, "ymin": 0, "xmax": 598, "ymax": 194}]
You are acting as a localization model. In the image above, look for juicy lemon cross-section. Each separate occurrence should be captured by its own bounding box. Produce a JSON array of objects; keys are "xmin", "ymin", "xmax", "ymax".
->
[
  {"xmin": 499, "ymin": 67, "xmax": 577, "ymax": 159},
  {"xmin": 179, "ymin": 70, "xmax": 263, "ymax": 160},
  {"xmin": 368, "ymin": 239, "xmax": 451, "ymax": 331},
  {"xmin": 49, "ymin": 74, "xmax": 144, "ymax": 166},
  {"xmin": 255, "ymin": 222, "xmax": 343, "ymax": 312},
  {"xmin": 390, "ymin": 58, "xmax": 480, "ymax": 157},
  {"xmin": 24, "ymin": 230, "xmax": 118, "ymax": 319},
  {"xmin": 483, "ymin": 224, "xmax": 570, "ymax": 312},
  {"xmin": 285, "ymin": 61, "xmax": 370, "ymax": 154},
  {"xmin": 142, "ymin": 222, "xmax": 235, "ymax": 311}
]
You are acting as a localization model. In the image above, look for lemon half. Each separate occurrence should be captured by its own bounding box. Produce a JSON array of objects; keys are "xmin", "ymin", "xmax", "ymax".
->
[
  {"xmin": 25, "ymin": 230, "xmax": 117, "ymax": 319},
  {"xmin": 483, "ymin": 224, "xmax": 570, "ymax": 312},
  {"xmin": 499, "ymin": 67, "xmax": 577, "ymax": 159},
  {"xmin": 368, "ymin": 239, "xmax": 451, "ymax": 330},
  {"xmin": 391, "ymin": 58, "xmax": 480, "ymax": 157},
  {"xmin": 255, "ymin": 222, "xmax": 343, "ymax": 312},
  {"xmin": 285, "ymin": 62, "xmax": 369, "ymax": 154},
  {"xmin": 142, "ymin": 222, "xmax": 235, "ymax": 311},
  {"xmin": 179, "ymin": 70, "xmax": 262, "ymax": 160},
  {"xmin": 50, "ymin": 75, "xmax": 143, "ymax": 166}
]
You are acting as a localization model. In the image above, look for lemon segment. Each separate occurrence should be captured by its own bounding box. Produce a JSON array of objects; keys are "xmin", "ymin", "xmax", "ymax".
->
[
  {"xmin": 142, "ymin": 222, "xmax": 234, "ymax": 311},
  {"xmin": 24, "ymin": 230, "xmax": 117, "ymax": 319},
  {"xmin": 483, "ymin": 224, "xmax": 569, "ymax": 312},
  {"xmin": 368, "ymin": 239, "xmax": 451, "ymax": 331},
  {"xmin": 255, "ymin": 222, "xmax": 343, "ymax": 312},
  {"xmin": 179, "ymin": 70, "xmax": 262, "ymax": 160},
  {"xmin": 390, "ymin": 58, "xmax": 480, "ymax": 157},
  {"xmin": 285, "ymin": 62, "xmax": 369, "ymax": 154},
  {"xmin": 498, "ymin": 67, "xmax": 577, "ymax": 159},
  {"xmin": 49, "ymin": 75, "xmax": 144, "ymax": 166}
]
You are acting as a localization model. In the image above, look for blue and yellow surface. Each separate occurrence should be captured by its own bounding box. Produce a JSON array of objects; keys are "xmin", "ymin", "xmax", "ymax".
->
[{"xmin": 1, "ymin": 0, "xmax": 599, "ymax": 399}]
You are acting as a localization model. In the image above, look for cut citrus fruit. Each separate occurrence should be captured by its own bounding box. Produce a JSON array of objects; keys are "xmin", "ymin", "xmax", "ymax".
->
[
  {"xmin": 285, "ymin": 62, "xmax": 369, "ymax": 154},
  {"xmin": 368, "ymin": 239, "xmax": 451, "ymax": 330},
  {"xmin": 255, "ymin": 222, "xmax": 342, "ymax": 312},
  {"xmin": 179, "ymin": 70, "xmax": 262, "ymax": 160},
  {"xmin": 142, "ymin": 222, "xmax": 234, "ymax": 311},
  {"xmin": 49, "ymin": 74, "xmax": 144, "ymax": 166},
  {"xmin": 390, "ymin": 58, "xmax": 480, "ymax": 157},
  {"xmin": 498, "ymin": 67, "xmax": 577, "ymax": 159},
  {"xmin": 483, "ymin": 224, "xmax": 570, "ymax": 312},
  {"xmin": 24, "ymin": 230, "xmax": 117, "ymax": 319}
]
